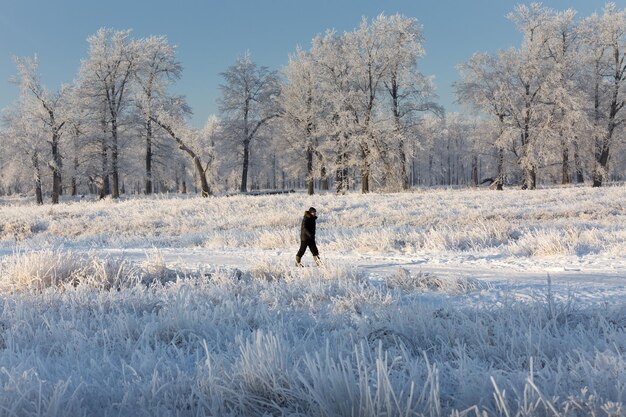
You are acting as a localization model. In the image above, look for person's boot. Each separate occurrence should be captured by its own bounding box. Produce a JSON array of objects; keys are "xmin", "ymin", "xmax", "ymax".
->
[
  {"xmin": 313, "ymin": 255, "xmax": 322, "ymax": 266},
  {"xmin": 295, "ymin": 255, "xmax": 303, "ymax": 267}
]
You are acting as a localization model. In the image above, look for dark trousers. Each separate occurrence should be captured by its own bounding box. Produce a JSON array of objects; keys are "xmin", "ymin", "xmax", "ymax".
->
[{"xmin": 296, "ymin": 239, "xmax": 319, "ymax": 257}]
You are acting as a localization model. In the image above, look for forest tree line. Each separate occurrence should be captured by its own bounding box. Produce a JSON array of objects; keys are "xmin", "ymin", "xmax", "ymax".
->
[{"xmin": 0, "ymin": 3, "xmax": 625, "ymax": 204}]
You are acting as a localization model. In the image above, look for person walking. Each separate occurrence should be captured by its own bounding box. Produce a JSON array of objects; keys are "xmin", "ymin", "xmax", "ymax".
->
[{"xmin": 296, "ymin": 207, "xmax": 321, "ymax": 266}]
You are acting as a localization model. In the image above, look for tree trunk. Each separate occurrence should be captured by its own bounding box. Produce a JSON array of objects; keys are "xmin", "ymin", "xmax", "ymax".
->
[
  {"xmin": 100, "ymin": 133, "xmax": 109, "ymax": 199},
  {"xmin": 389, "ymin": 74, "xmax": 410, "ymax": 190},
  {"xmin": 71, "ymin": 175, "xmax": 77, "ymax": 196},
  {"xmin": 446, "ymin": 137, "xmax": 451, "ymax": 186},
  {"xmin": 428, "ymin": 155, "xmax": 433, "ymax": 187},
  {"xmin": 593, "ymin": 43, "xmax": 625, "ymax": 187},
  {"xmin": 400, "ymin": 139, "xmax": 409, "ymax": 190},
  {"xmin": 145, "ymin": 118, "xmax": 153, "ymax": 194},
  {"xmin": 240, "ymin": 101, "xmax": 251, "ymax": 193},
  {"xmin": 241, "ymin": 139, "xmax": 250, "ymax": 192},
  {"xmin": 360, "ymin": 145, "xmax": 370, "ymax": 194},
  {"xmin": 111, "ymin": 118, "xmax": 120, "ymax": 198},
  {"xmin": 306, "ymin": 146, "xmax": 314, "ymax": 195},
  {"xmin": 335, "ymin": 135, "xmax": 348, "ymax": 194},
  {"xmin": 593, "ymin": 78, "xmax": 621, "ymax": 187},
  {"xmin": 51, "ymin": 131, "xmax": 62, "ymax": 204},
  {"xmin": 496, "ymin": 147, "xmax": 504, "ymax": 191},
  {"xmin": 592, "ymin": 144, "xmax": 610, "ymax": 187},
  {"xmin": 271, "ymin": 153, "xmax": 277, "ymax": 189},
  {"xmin": 32, "ymin": 153, "xmax": 43, "ymax": 205},
  {"xmin": 71, "ymin": 131, "xmax": 79, "ymax": 196},
  {"xmin": 573, "ymin": 140, "xmax": 584, "ymax": 183},
  {"xmin": 591, "ymin": 66, "xmax": 602, "ymax": 187},
  {"xmin": 361, "ymin": 168, "xmax": 369, "ymax": 193},
  {"xmin": 195, "ymin": 161, "xmax": 211, "ymax": 197},
  {"xmin": 320, "ymin": 165, "xmax": 329, "ymax": 191},
  {"xmin": 150, "ymin": 116, "xmax": 212, "ymax": 197},
  {"xmin": 520, "ymin": 86, "xmax": 536, "ymax": 190},
  {"xmin": 523, "ymin": 166, "xmax": 537, "ymax": 190},
  {"xmin": 471, "ymin": 156, "xmax": 478, "ymax": 187},
  {"xmin": 561, "ymin": 140, "xmax": 570, "ymax": 185}
]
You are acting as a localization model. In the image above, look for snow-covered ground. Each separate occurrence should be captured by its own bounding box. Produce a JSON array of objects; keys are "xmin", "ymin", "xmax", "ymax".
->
[{"xmin": 0, "ymin": 186, "xmax": 625, "ymax": 416}]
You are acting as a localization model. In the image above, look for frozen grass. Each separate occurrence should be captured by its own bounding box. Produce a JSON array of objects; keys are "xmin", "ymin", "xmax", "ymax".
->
[
  {"xmin": 0, "ymin": 255, "xmax": 624, "ymax": 416},
  {"xmin": 0, "ymin": 249, "xmax": 179, "ymax": 292},
  {"xmin": 0, "ymin": 187, "xmax": 625, "ymax": 415},
  {"xmin": 387, "ymin": 267, "xmax": 491, "ymax": 294},
  {"xmin": 1, "ymin": 186, "xmax": 625, "ymax": 259}
]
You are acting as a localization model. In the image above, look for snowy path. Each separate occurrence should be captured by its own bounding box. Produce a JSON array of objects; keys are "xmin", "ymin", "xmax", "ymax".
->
[
  {"xmin": 2, "ymin": 244, "xmax": 624, "ymax": 303},
  {"xmin": 91, "ymin": 247, "xmax": 626, "ymax": 304}
]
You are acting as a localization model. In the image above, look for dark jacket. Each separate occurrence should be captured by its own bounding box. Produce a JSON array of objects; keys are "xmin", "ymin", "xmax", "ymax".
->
[{"xmin": 300, "ymin": 211, "xmax": 317, "ymax": 241}]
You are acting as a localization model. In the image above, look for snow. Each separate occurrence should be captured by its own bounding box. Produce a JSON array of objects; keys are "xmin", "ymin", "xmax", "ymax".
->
[{"xmin": 0, "ymin": 186, "xmax": 625, "ymax": 416}]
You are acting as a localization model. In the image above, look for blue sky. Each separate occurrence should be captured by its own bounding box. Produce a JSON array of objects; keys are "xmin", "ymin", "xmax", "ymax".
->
[{"xmin": 0, "ymin": 0, "xmax": 620, "ymax": 128}]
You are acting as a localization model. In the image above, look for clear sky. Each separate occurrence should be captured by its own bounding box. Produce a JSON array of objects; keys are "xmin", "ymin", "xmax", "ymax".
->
[{"xmin": 0, "ymin": 0, "xmax": 621, "ymax": 128}]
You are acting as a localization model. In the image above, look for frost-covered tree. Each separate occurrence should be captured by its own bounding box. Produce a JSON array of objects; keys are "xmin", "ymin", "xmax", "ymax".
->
[
  {"xmin": 279, "ymin": 48, "xmax": 325, "ymax": 195},
  {"xmin": 379, "ymin": 14, "xmax": 442, "ymax": 190},
  {"xmin": 218, "ymin": 52, "xmax": 280, "ymax": 192},
  {"xmin": 1, "ymin": 104, "xmax": 48, "ymax": 203},
  {"xmin": 197, "ymin": 115, "xmax": 220, "ymax": 192},
  {"xmin": 456, "ymin": 52, "xmax": 514, "ymax": 190},
  {"xmin": 503, "ymin": 3, "xmax": 555, "ymax": 190},
  {"xmin": 344, "ymin": 16, "xmax": 393, "ymax": 193},
  {"xmin": 79, "ymin": 28, "xmax": 137, "ymax": 198},
  {"xmin": 13, "ymin": 56, "xmax": 67, "ymax": 203},
  {"xmin": 150, "ymin": 97, "xmax": 213, "ymax": 197},
  {"xmin": 541, "ymin": 8, "xmax": 588, "ymax": 185},
  {"xmin": 581, "ymin": 4, "xmax": 626, "ymax": 187},
  {"xmin": 70, "ymin": 69, "xmax": 113, "ymax": 198},
  {"xmin": 134, "ymin": 35, "xmax": 182, "ymax": 194},
  {"xmin": 299, "ymin": 16, "xmax": 442, "ymax": 194},
  {"xmin": 63, "ymin": 85, "xmax": 94, "ymax": 196},
  {"xmin": 310, "ymin": 30, "xmax": 357, "ymax": 194},
  {"xmin": 456, "ymin": 2, "xmax": 626, "ymax": 189}
]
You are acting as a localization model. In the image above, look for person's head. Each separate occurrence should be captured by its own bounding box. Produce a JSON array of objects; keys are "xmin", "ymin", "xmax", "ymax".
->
[{"xmin": 308, "ymin": 207, "xmax": 317, "ymax": 215}]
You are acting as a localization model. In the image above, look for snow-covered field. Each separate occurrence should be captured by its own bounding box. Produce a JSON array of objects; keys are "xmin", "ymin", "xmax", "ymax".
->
[{"xmin": 0, "ymin": 186, "xmax": 625, "ymax": 416}]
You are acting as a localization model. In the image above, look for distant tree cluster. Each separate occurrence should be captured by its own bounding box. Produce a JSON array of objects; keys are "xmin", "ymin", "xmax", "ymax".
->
[
  {"xmin": 456, "ymin": 3, "xmax": 626, "ymax": 189},
  {"xmin": 0, "ymin": 29, "xmax": 215, "ymax": 202},
  {"xmin": 0, "ymin": 4, "xmax": 624, "ymax": 203}
]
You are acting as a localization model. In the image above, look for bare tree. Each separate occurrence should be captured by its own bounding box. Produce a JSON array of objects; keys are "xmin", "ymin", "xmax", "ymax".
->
[
  {"xmin": 1, "ymin": 104, "xmax": 48, "ymax": 204},
  {"xmin": 380, "ymin": 14, "xmax": 442, "ymax": 190},
  {"xmin": 79, "ymin": 28, "xmax": 137, "ymax": 198},
  {"xmin": 134, "ymin": 35, "xmax": 182, "ymax": 195},
  {"xmin": 280, "ymin": 48, "xmax": 323, "ymax": 195},
  {"xmin": 13, "ymin": 56, "xmax": 67, "ymax": 204},
  {"xmin": 151, "ymin": 97, "xmax": 213, "ymax": 197},
  {"xmin": 218, "ymin": 52, "xmax": 280, "ymax": 192},
  {"xmin": 582, "ymin": 5, "xmax": 626, "ymax": 187}
]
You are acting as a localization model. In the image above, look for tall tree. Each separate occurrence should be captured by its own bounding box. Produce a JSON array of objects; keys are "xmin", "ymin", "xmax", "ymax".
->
[
  {"xmin": 345, "ymin": 17, "xmax": 391, "ymax": 193},
  {"xmin": 134, "ymin": 35, "xmax": 182, "ymax": 195},
  {"xmin": 502, "ymin": 4, "xmax": 554, "ymax": 189},
  {"xmin": 380, "ymin": 14, "xmax": 442, "ymax": 190},
  {"xmin": 280, "ymin": 48, "xmax": 324, "ymax": 195},
  {"xmin": 310, "ymin": 30, "xmax": 358, "ymax": 194},
  {"xmin": 13, "ymin": 56, "xmax": 66, "ymax": 203},
  {"xmin": 218, "ymin": 52, "xmax": 280, "ymax": 192},
  {"xmin": 63, "ymin": 85, "xmax": 93, "ymax": 196},
  {"xmin": 79, "ymin": 28, "xmax": 137, "ymax": 199},
  {"xmin": 542, "ymin": 8, "xmax": 587, "ymax": 185},
  {"xmin": 456, "ymin": 52, "xmax": 512, "ymax": 190},
  {"xmin": 151, "ymin": 97, "xmax": 213, "ymax": 197},
  {"xmin": 1, "ymin": 105, "xmax": 47, "ymax": 204},
  {"xmin": 582, "ymin": 4, "xmax": 626, "ymax": 187}
]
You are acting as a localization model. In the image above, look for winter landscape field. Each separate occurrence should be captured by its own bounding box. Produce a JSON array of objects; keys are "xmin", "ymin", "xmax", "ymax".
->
[
  {"xmin": 1, "ymin": 0, "xmax": 626, "ymax": 415},
  {"xmin": 0, "ymin": 185, "xmax": 625, "ymax": 416}
]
